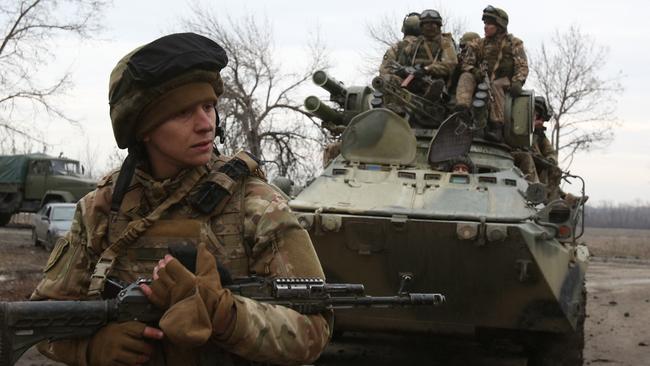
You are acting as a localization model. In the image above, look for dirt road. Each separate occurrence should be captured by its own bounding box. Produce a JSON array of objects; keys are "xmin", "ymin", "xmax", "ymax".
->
[{"xmin": 1, "ymin": 227, "xmax": 648, "ymax": 365}]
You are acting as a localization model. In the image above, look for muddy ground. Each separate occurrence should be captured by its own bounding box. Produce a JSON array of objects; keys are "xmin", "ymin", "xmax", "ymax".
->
[{"xmin": 1, "ymin": 226, "xmax": 649, "ymax": 365}]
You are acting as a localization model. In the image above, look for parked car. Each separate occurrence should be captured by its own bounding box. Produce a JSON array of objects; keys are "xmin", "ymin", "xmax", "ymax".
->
[{"xmin": 32, "ymin": 202, "xmax": 76, "ymax": 250}]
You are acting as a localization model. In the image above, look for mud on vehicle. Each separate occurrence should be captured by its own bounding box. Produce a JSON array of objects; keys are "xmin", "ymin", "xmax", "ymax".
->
[{"xmin": 294, "ymin": 71, "xmax": 588, "ymax": 365}]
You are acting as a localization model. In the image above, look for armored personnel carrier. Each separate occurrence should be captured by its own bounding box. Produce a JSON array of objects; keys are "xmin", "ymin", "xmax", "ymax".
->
[{"xmin": 293, "ymin": 71, "xmax": 589, "ymax": 365}]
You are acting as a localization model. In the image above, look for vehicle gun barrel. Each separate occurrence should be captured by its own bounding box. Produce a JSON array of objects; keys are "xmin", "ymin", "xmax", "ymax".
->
[
  {"xmin": 313, "ymin": 70, "xmax": 347, "ymax": 98},
  {"xmin": 304, "ymin": 96, "xmax": 345, "ymax": 124}
]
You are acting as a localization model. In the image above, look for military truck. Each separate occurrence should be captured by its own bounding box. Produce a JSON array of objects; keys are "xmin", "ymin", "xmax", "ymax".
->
[
  {"xmin": 0, "ymin": 154, "xmax": 96, "ymax": 226},
  {"xmin": 295, "ymin": 71, "xmax": 588, "ymax": 365}
]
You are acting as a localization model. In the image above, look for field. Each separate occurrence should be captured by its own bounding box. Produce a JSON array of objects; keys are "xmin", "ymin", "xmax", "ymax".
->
[{"xmin": 582, "ymin": 227, "xmax": 650, "ymax": 259}]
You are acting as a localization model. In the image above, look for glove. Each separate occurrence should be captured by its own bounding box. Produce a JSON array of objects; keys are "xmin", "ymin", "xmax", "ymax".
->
[
  {"xmin": 87, "ymin": 321, "xmax": 154, "ymax": 366},
  {"xmin": 510, "ymin": 81, "xmax": 523, "ymax": 97},
  {"xmin": 150, "ymin": 243, "xmax": 237, "ymax": 347},
  {"xmin": 148, "ymin": 254, "xmax": 196, "ymax": 309}
]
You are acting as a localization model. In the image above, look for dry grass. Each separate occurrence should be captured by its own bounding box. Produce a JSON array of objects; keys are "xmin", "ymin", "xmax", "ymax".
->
[{"xmin": 581, "ymin": 227, "xmax": 650, "ymax": 259}]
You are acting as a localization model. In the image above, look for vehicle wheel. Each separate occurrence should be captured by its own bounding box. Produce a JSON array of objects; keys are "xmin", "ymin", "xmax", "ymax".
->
[
  {"xmin": 0, "ymin": 213, "xmax": 11, "ymax": 227},
  {"xmin": 32, "ymin": 227, "xmax": 40, "ymax": 247},
  {"xmin": 528, "ymin": 285, "xmax": 586, "ymax": 366}
]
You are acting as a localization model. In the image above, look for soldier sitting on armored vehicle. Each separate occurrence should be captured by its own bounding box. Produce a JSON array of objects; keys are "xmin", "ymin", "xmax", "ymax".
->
[
  {"xmin": 373, "ymin": 9, "xmax": 457, "ymax": 127},
  {"xmin": 455, "ymin": 6, "xmax": 528, "ymax": 142},
  {"xmin": 379, "ymin": 12, "xmax": 420, "ymax": 78}
]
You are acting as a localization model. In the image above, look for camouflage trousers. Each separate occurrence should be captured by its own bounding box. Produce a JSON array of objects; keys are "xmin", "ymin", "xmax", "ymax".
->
[
  {"xmin": 539, "ymin": 164, "xmax": 563, "ymax": 202},
  {"xmin": 512, "ymin": 151, "xmax": 564, "ymax": 202},
  {"xmin": 511, "ymin": 151, "xmax": 539, "ymax": 183},
  {"xmin": 456, "ymin": 73, "xmax": 510, "ymax": 125}
]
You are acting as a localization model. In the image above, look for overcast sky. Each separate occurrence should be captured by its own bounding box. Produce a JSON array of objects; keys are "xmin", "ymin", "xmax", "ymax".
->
[{"xmin": 36, "ymin": 0, "xmax": 650, "ymax": 204}]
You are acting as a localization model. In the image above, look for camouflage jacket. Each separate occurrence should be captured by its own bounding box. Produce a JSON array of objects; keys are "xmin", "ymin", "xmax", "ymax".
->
[
  {"xmin": 533, "ymin": 129, "xmax": 557, "ymax": 164},
  {"xmin": 31, "ymin": 153, "xmax": 331, "ymax": 366},
  {"xmin": 379, "ymin": 35, "xmax": 418, "ymax": 76},
  {"xmin": 398, "ymin": 33, "xmax": 457, "ymax": 79},
  {"xmin": 462, "ymin": 33, "xmax": 528, "ymax": 84}
]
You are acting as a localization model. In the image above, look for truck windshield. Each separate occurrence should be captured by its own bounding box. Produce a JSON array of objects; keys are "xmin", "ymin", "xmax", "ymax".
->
[
  {"xmin": 51, "ymin": 160, "xmax": 80, "ymax": 176},
  {"xmin": 51, "ymin": 206, "xmax": 76, "ymax": 221}
]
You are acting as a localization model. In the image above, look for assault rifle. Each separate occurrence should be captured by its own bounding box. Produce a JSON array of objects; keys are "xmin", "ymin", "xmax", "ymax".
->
[{"xmin": 0, "ymin": 275, "xmax": 445, "ymax": 365}]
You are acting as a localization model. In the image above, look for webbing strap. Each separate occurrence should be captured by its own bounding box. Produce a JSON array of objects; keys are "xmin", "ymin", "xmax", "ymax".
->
[
  {"xmin": 88, "ymin": 165, "xmax": 208, "ymax": 297},
  {"xmin": 490, "ymin": 36, "xmax": 509, "ymax": 81}
]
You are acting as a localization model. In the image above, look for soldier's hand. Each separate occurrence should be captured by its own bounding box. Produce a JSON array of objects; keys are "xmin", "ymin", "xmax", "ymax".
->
[
  {"xmin": 510, "ymin": 81, "xmax": 523, "ymax": 97},
  {"xmin": 87, "ymin": 321, "xmax": 163, "ymax": 366},
  {"xmin": 142, "ymin": 243, "xmax": 236, "ymax": 347},
  {"xmin": 140, "ymin": 254, "xmax": 197, "ymax": 309}
]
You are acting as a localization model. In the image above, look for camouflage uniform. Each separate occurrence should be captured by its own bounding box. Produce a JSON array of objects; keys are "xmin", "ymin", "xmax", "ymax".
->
[
  {"xmin": 398, "ymin": 33, "xmax": 457, "ymax": 80},
  {"xmin": 31, "ymin": 153, "xmax": 330, "ymax": 366},
  {"xmin": 456, "ymin": 33, "xmax": 528, "ymax": 124},
  {"xmin": 512, "ymin": 128, "xmax": 562, "ymax": 200},
  {"xmin": 456, "ymin": 7, "xmax": 528, "ymax": 127},
  {"xmin": 532, "ymin": 129, "xmax": 562, "ymax": 201},
  {"xmin": 450, "ymin": 32, "xmax": 480, "ymax": 97},
  {"xmin": 379, "ymin": 34, "xmax": 419, "ymax": 77},
  {"xmin": 31, "ymin": 32, "xmax": 330, "ymax": 366}
]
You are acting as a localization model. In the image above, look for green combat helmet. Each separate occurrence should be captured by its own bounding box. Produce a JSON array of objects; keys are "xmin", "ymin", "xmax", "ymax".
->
[
  {"xmin": 534, "ymin": 96, "xmax": 553, "ymax": 121},
  {"xmin": 419, "ymin": 9, "xmax": 442, "ymax": 26},
  {"xmin": 459, "ymin": 32, "xmax": 480, "ymax": 48},
  {"xmin": 402, "ymin": 12, "xmax": 421, "ymax": 37},
  {"xmin": 482, "ymin": 5, "xmax": 509, "ymax": 30},
  {"xmin": 108, "ymin": 32, "xmax": 228, "ymax": 149}
]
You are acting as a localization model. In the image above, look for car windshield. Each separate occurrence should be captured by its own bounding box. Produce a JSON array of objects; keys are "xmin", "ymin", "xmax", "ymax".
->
[
  {"xmin": 50, "ymin": 160, "xmax": 80, "ymax": 176},
  {"xmin": 51, "ymin": 206, "xmax": 75, "ymax": 221}
]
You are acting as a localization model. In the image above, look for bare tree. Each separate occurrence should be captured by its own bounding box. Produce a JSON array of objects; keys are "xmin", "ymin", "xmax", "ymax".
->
[
  {"xmin": 529, "ymin": 26, "xmax": 624, "ymax": 166},
  {"xmin": 0, "ymin": 0, "xmax": 108, "ymax": 147},
  {"xmin": 179, "ymin": 5, "xmax": 329, "ymax": 183}
]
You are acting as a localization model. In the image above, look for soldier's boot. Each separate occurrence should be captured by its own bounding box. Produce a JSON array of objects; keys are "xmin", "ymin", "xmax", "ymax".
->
[
  {"xmin": 484, "ymin": 121, "xmax": 504, "ymax": 143},
  {"xmin": 453, "ymin": 104, "xmax": 472, "ymax": 122}
]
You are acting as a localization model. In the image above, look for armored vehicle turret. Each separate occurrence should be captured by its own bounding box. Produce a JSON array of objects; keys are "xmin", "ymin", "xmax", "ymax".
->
[{"xmin": 296, "ymin": 71, "xmax": 588, "ymax": 365}]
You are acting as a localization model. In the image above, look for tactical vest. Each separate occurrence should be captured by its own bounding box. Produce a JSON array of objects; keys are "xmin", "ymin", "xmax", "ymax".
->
[
  {"xmin": 479, "ymin": 33, "xmax": 515, "ymax": 80},
  {"xmin": 400, "ymin": 35, "xmax": 443, "ymax": 66},
  {"xmin": 88, "ymin": 152, "xmax": 261, "ymax": 297}
]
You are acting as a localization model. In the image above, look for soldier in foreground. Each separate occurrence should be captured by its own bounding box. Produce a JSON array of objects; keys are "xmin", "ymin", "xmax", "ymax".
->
[
  {"xmin": 455, "ymin": 5, "xmax": 529, "ymax": 142},
  {"xmin": 30, "ymin": 32, "xmax": 330, "ymax": 366}
]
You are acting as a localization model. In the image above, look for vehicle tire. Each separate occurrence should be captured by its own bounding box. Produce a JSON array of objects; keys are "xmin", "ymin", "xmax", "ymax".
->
[
  {"xmin": 528, "ymin": 285, "xmax": 586, "ymax": 366},
  {"xmin": 32, "ymin": 227, "xmax": 40, "ymax": 247},
  {"xmin": 0, "ymin": 213, "xmax": 11, "ymax": 227}
]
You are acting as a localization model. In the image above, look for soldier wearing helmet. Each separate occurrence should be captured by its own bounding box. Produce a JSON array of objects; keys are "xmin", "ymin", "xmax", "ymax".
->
[
  {"xmin": 397, "ymin": 9, "xmax": 457, "ymax": 81},
  {"xmin": 31, "ymin": 32, "xmax": 330, "ymax": 366},
  {"xmin": 531, "ymin": 96, "xmax": 563, "ymax": 201},
  {"xmin": 455, "ymin": 5, "xmax": 529, "ymax": 142},
  {"xmin": 511, "ymin": 95, "xmax": 564, "ymax": 202},
  {"xmin": 379, "ymin": 12, "xmax": 421, "ymax": 76}
]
